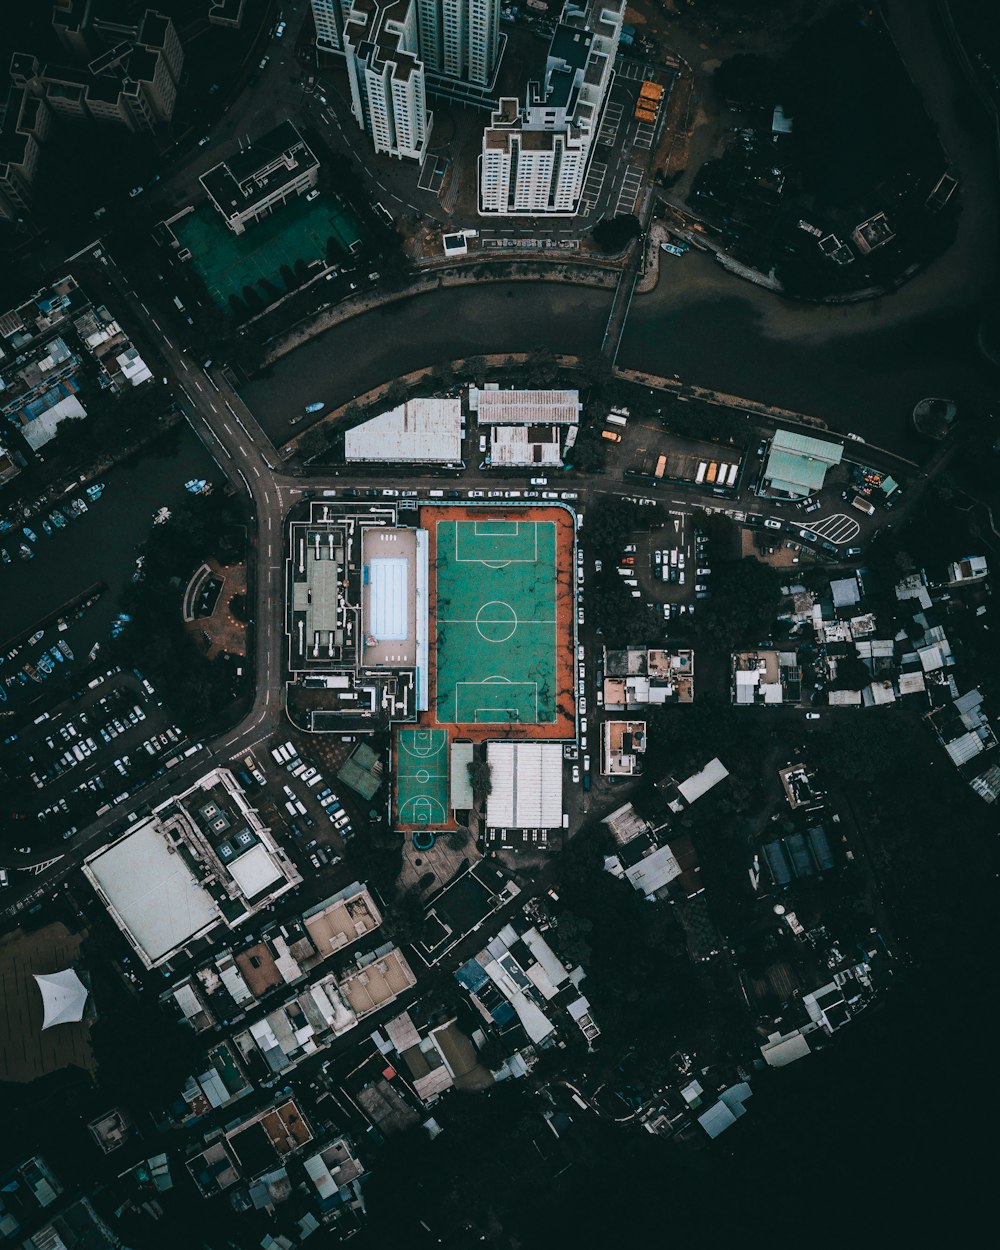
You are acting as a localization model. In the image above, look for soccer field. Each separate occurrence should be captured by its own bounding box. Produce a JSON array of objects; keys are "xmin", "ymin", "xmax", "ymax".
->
[{"xmin": 434, "ymin": 519, "xmax": 559, "ymax": 725}]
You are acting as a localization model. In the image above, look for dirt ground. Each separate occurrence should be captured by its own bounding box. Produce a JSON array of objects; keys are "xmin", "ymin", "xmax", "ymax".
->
[{"xmin": 186, "ymin": 559, "xmax": 247, "ymax": 659}]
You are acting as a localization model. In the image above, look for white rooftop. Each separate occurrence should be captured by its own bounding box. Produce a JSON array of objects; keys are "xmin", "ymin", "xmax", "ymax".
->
[
  {"xmin": 476, "ymin": 389, "xmax": 581, "ymax": 425},
  {"xmin": 345, "ymin": 398, "xmax": 462, "ymax": 463},
  {"xmin": 35, "ymin": 969, "xmax": 89, "ymax": 1029},
  {"xmin": 677, "ymin": 757, "xmax": 729, "ymax": 805},
  {"xmin": 84, "ymin": 821, "xmax": 220, "ymax": 965},
  {"xmin": 486, "ymin": 742, "xmax": 563, "ymax": 828},
  {"xmin": 226, "ymin": 843, "xmax": 284, "ymax": 899}
]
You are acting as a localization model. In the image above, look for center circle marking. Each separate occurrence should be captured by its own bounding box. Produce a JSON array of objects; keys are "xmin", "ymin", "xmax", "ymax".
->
[{"xmin": 476, "ymin": 600, "xmax": 517, "ymax": 642}]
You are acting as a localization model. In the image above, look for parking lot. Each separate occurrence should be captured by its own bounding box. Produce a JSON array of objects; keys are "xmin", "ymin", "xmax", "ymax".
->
[
  {"xmin": 228, "ymin": 730, "xmax": 385, "ymax": 881},
  {"xmin": 0, "ymin": 668, "xmax": 190, "ymax": 848},
  {"xmin": 615, "ymin": 165, "xmax": 644, "ymax": 216}
]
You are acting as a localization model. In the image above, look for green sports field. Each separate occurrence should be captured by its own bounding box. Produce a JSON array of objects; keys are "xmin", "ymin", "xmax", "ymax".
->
[
  {"xmin": 396, "ymin": 728, "xmax": 450, "ymax": 826},
  {"xmin": 434, "ymin": 519, "xmax": 558, "ymax": 725}
]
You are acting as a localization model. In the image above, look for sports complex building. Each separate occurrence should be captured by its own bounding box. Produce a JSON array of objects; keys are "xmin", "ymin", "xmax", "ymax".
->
[{"xmin": 285, "ymin": 501, "xmax": 576, "ymax": 839}]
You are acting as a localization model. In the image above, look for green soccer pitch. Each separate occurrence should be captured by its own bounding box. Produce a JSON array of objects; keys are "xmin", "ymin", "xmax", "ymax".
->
[{"xmin": 433, "ymin": 519, "xmax": 559, "ymax": 725}]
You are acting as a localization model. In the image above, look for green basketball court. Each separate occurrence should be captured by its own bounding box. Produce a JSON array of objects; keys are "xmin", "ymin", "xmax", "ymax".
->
[
  {"xmin": 396, "ymin": 728, "xmax": 450, "ymax": 826},
  {"xmin": 434, "ymin": 519, "xmax": 558, "ymax": 725}
]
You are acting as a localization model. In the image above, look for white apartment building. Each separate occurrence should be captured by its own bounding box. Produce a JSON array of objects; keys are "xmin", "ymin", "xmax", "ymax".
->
[
  {"xmin": 312, "ymin": 0, "xmax": 354, "ymax": 52},
  {"xmin": 479, "ymin": 0, "xmax": 623, "ymax": 217},
  {"xmin": 416, "ymin": 0, "xmax": 499, "ymax": 87},
  {"xmin": 344, "ymin": 0, "xmax": 432, "ymax": 163},
  {"xmin": 317, "ymin": 0, "xmax": 498, "ymax": 86}
]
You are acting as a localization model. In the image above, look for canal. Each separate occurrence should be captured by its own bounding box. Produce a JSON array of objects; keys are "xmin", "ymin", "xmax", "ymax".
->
[
  {"xmin": 240, "ymin": 281, "xmax": 615, "ymax": 442},
  {"xmin": 0, "ymin": 424, "xmax": 220, "ymax": 716}
]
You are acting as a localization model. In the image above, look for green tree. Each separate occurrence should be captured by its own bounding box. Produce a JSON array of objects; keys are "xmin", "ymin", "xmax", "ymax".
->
[
  {"xmin": 591, "ymin": 214, "xmax": 641, "ymax": 254},
  {"xmin": 697, "ymin": 556, "xmax": 782, "ymax": 650}
]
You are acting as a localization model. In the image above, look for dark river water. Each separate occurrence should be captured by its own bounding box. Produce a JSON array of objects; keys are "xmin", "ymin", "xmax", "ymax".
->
[
  {"xmin": 0, "ymin": 425, "xmax": 219, "ymax": 716},
  {"xmin": 241, "ymin": 281, "xmax": 615, "ymax": 441}
]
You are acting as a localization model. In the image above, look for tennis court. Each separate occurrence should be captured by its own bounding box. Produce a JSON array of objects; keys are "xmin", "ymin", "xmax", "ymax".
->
[
  {"xmin": 396, "ymin": 728, "xmax": 450, "ymax": 826},
  {"xmin": 434, "ymin": 519, "xmax": 559, "ymax": 725},
  {"xmin": 171, "ymin": 194, "xmax": 362, "ymax": 309}
]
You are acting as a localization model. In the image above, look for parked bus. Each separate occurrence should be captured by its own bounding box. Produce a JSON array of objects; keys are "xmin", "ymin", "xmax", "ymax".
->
[
  {"xmin": 606, "ymin": 413, "xmax": 628, "ymax": 428},
  {"xmin": 695, "ymin": 462, "xmax": 707, "ymax": 485},
  {"xmin": 705, "ymin": 462, "xmax": 718, "ymax": 484},
  {"xmin": 852, "ymin": 496, "xmax": 875, "ymax": 516},
  {"xmin": 724, "ymin": 463, "xmax": 739, "ymax": 487},
  {"xmin": 654, "ymin": 454, "xmax": 667, "ymax": 478}
]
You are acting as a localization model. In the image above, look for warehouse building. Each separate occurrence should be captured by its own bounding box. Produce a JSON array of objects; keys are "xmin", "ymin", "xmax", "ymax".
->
[
  {"xmin": 485, "ymin": 742, "xmax": 563, "ymax": 848},
  {"xmin": 344, "ymin": 398, "xmax": 463, "ymax": 465},
  {"xmin": 760, "ymin": 429, "xmax": 844, "ymax": 500}
]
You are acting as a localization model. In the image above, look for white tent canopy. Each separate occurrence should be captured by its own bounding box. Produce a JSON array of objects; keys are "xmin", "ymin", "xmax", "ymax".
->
[{"xmin": 34, "ymin": 969, "xmax": 89, "ymax": 1029}]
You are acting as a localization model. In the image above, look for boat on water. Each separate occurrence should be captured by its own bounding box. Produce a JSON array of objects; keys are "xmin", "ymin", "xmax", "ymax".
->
[
  {"xmin": 49, "ymin": 647, "xmax": 64, "ymax": 663},
  {"xmin": 41, "ymin": 520, "xmax": 53, "ymax": 537},
  {"xmin": 0, "ymin": 548, "xmax": 10, "ymax": 565},
  {"xmin": 24, "ymin": 663, "xmax": 40, "ymax": 682},
  {"xmin": 0, "ymin": 685, "xmax": 6, "ymax": 702},
  {"xmin": 28, "ymin": 630, "xmax": 44, "ymax": 645},
  {"xmin": 72, "ymin": 497, "xmax": 88, "ymax": 514},
  {"xmin": 185, "ymin": 479, "xmax": 211, "ymax": 495},
  {"xmin": 18, "ymin": 544, "xmax": 33, "ymax": 560},
  {"xmin": 58, "ymin": 640, "xmax": 74, "ymax": 661},
  {"xmin": 23, "ymin": 526, "xmax": 38, "ymax": 542},
  {"xmin": 87, "ymin": 642, "xmax": 101, "ymax": 662},
  {"xmin": 153, "ymin": 506, "xmax": 171, "ymax": 525},
  {"xmin": 305, "ymin": 402, "xmax": 325, "ymax": 413},
  {"xmin": 37, "ymin": 657, "xmax": 54, "ymax": 676},
  {"xmin": 50, "ymin": 509, "xmax": 67, "ymax": 528},
  {"xmin": 86, "ymin": 483, "xmax": 105, "ymax": 501}
]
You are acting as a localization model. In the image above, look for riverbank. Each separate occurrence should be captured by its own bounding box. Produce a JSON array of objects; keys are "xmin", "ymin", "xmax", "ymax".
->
[{"xmin": 260, "ymin": 262, "xmax": 620, "ymax": 367}]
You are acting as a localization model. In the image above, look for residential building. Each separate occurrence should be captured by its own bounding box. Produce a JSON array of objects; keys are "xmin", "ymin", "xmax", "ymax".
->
[
  {"xmin": 601, "ymin": 719, "xmax": 645, "ymax": 776},
  {"xmin": 454, "ymin": 919, "xmax": 599, "ymax": 1048},
  {"xmin": 209, "ymin": 0, "xmax": 247, "ymax": 28},
  {"xmin": 479, "ymin": 0, "xmax": 624, "ymax": 216},
  {"xmin": 312, "ymin": 0, "xmax": 355, "ymax": 52},
  {"xmin": 947, "ymin": 555, "xmax": 988, "ymax": 586},
  {"xmin": 344, "ymin": 0, "xmax": 432, "ymax": 163},
  {"xmin": 201, "ymin": 122, "xmax": 319, "ymax": 235},
  {"xmin": 602, "ymin": 647, "xmax": 694, "ymax": 708},
  {"xmin": 416, "ymin": 0, "xmax": 500, "ymax": 87},
  {"xmin": 661, "ymin": 757, "xmax": 729, "ymax": 813},
  {"xmin": 0, "ymin": 89, "xmax": 52, "ymax": 223},
  {"xmin": 316, "ymin": 0, "xmax": 501, "ymax": 91},
  {"xmin": 9, "ymin": 10, "xmax": 184, "ymax": 137}
]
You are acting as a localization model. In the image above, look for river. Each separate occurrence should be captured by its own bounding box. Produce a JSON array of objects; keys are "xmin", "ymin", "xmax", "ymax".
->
[
  {"xmin": 240, "ymin": 281, "xmax": 614, "ymax": 442},
  {"xmin": 0, "ymin": 425, "xmax": 219, "ymax": 717}
]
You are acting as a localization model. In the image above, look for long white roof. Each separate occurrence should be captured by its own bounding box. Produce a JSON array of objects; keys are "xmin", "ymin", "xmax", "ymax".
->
[
  {"xmin": 345, "ymin": 398, "xmax": 462, "ymax": 463},
  {"xmin": 476, "ymin": 389, "xmax": 580, "ymax": 425},
  {"xmin": 486, "ymin": 742, "xmax": 563, "ymax": 828}
]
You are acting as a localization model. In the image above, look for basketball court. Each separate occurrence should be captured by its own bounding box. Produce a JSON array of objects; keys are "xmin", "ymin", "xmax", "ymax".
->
[
  {"xmin": 396, "ymin": 728, "xmax": 449, "ymax": 826},
  {"xmin": 434, "ymin": 518, "xmax": 559, "ymax": 726}
]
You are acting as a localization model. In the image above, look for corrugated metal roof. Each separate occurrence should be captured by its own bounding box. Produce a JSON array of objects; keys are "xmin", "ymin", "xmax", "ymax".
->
[
  {"xmin": 677, "ymin": 757, "xmax": 729, "ymax": 804},
  {"xmin": 771, "ymin": 429, "xmax": 844, "ymax": 462},
  {"xmin": 476, "ymin": 389, "xmax": 580, "ymax": 425},
  {"xmin": 450, "ymin": 742, "xmax": 474, "ymax": 810},
  {"xmin": 945, "ymin": 732, "xmax": 984, "ymax": 766},
  {"xmin": 345, "ymin": 398, "xmax": 462, "ymax": 463},
  {"xmin": 486, "ymin": 742, "xmax": 563, "ymax": 828}
]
